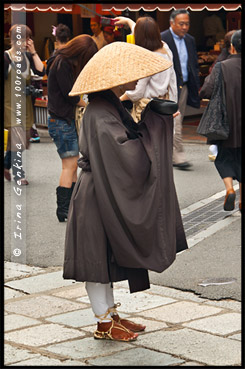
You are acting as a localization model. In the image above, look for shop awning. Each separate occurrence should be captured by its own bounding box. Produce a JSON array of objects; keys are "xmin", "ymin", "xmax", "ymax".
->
[
  {"xmin": 4, "ymin": 4, "xmax": 81, "ymax": 14},
  {"xmin": 101, "ymin": 3, "xmax": 241, "ymax": 12},
  {"xmin": 3, "ymin": 3, "xmax": 121, "ymax": 15}
]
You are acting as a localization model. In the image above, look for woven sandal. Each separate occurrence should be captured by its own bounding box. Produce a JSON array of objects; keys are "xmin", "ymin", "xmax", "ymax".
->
[
  {"xmin": 94, "ymin": 309, "xmax": 138, "ymax": 342},
  {"xmin": 109, "ymin": 303, "xmax": 146, "ymax": 332},
  {"xmin": 94, "ymin": 320, "xmax": 138, "ymax": 341}
]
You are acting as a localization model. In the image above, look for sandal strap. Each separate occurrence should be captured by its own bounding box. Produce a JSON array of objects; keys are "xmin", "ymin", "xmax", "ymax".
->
[
  {"xmin": 94, "ymin": 319, "xmax": 133, "ymax": 340},
  {"xmin": 94, "ymin": 303, "xmax": 132, "ymax": 335},
  {"xmin": 108, "ymin": 303, "xmax": 134, "ymax": 334},
  {"xmin": 94, "ymin": 319, "xmax": 115, "ymax": 339},
  {"xmin": 95, "ymin": 302, "xmax": 121, "ymax": 322},
  {"xmin": 95, "ymin": 308, "xmax": 113, "ymax": 323},
  {"xmin": 108, "ymin": 302, "xmax": 121, "ymax": 315},
  {"xmin": 109, "ymin": 303, "xmax": 145, "ymax": 332}
]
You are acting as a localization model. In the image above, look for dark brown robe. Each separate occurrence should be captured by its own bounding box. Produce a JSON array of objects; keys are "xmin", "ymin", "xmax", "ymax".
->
[{"xmin": 63, "ymin": 93, "xmax": 188, "ymax": 293}]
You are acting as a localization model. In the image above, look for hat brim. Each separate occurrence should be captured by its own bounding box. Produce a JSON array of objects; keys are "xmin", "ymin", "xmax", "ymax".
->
[{"xmin": 69, "ymin": 42, "xmax": 172, "ymax": 96}]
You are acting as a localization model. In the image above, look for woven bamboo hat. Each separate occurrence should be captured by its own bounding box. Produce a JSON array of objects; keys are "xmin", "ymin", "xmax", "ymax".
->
[{"xmin": 69, "ymin": 41, "xmax": 172, "ymax": 96}]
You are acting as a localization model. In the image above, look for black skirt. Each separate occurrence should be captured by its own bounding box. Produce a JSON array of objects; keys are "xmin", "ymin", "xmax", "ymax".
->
[{"xmin": 215, "ymin": 146, "xmax": 241, "ymax": 182}]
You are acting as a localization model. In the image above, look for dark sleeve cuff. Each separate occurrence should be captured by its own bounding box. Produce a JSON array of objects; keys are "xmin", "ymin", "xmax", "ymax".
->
[{"xmin": 68, "ymin": 95, "xmax": 80, "ymax": 105}]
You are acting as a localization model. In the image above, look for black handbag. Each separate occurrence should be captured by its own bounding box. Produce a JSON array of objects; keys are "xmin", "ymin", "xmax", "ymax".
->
[
  {"xmin": 149, "ymin": 98, "xmax": 178, "ymax": 115},
  {"xmin": 197, "ymin": 62, "xmax": 229, "ymax": 141}
]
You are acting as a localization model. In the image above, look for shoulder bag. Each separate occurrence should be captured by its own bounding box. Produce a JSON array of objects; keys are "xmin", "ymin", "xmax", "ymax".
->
[{"xmin": 197, "ymin": 62, "xmax": 229, "ymax": 140}]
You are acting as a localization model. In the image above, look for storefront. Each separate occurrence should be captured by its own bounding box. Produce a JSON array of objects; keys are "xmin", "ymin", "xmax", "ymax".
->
[
  {"xmin": 4, "ymin": 3, "xmax": 241, "ymax": 58},
  {"xmin": 4, "ymin": 3, "xmax": 241, "ymax": 123},
  {"xmin": 4, "ymin": 4, "xmax": 121, "ymax": 56},
  {"xmin": 100, "ymin": 3, "xmax": 241, "ymax": 116}
]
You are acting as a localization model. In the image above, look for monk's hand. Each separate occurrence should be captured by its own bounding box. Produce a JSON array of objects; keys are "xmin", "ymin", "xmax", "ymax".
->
[{"xmin": 173, "ymin": 111, "xmax": 180, "ymax": 118}]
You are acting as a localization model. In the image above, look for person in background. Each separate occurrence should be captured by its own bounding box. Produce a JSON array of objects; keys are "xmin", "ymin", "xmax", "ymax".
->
[
  {"xmin": 102, "ymin": 26, "xmax": 122, "ymax": 44},
  {"xmin": 46, "ymin": 35, "xmax": 98, "ymax": 222},
  {"xmin": 206, "ymin": 30, "xmax": 237, "ymax": 162},
  {"xmin": 4, "ymin": 24, "xmax": 45, "ymax": 185},
  {"xmin": 209, "ymin": 29, "xmax": 237, "ymax": 74},
  {"xmin": 114, "ymin": 16, "xmax": 178, "ymax": 123},
  {"xmin": 63, "ymin": 41, "xmax": 188, "ymax": 342},
  {"xmin": 30, "ymin": 25, "xmax": 71, "ymax": 145},
  {"xmin": 203, "ymin": 13, "xmax": 225, "ymax": 50},
  {"xmin": 29, "ymin": 72, "xmax": 43, "ymax": 143},
  {"xmin": 90, "ymin": 16, "xmax": 107, "ymax": 50},
  {"xmin": 46, "ymin": 24, "xmax": 72, "ymax": 81},
  {"xmin": 43, "ymin": 36, "xmax": 55, "ymax": 60},
  {"xmin": 161, "ymin": 9, "xmax": 200, "ymax": 170},
  {"xmin": 46, "ymin": 24, "xmax": 72, "ymax": 72},
  {"xmin": 53, "ymin": 23, "xmax": 71, "ymax": 51},
  {"xmin": 199, "ymin": 30, "xmax": 241, "ymax": 212}
]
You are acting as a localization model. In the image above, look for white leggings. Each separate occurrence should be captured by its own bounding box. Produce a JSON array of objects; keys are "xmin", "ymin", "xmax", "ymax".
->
[{"xmin": 85, "ymin": 282, "xmax": 115, "ymax": 322}]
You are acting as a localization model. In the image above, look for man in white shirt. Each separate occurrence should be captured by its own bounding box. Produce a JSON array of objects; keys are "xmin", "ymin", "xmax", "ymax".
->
[{"xmin": 90, "ymin": 16, "xmax": 107, "ymax": 50}]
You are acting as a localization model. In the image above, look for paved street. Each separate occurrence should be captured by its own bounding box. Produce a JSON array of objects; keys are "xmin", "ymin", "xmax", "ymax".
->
[
  {"xmin": 4, "ymin": 129, "xmax": 242, "ymax": 366},
  {"xmin": 4, "ymin": 262, "xmax": 241, "ymax": 366}
]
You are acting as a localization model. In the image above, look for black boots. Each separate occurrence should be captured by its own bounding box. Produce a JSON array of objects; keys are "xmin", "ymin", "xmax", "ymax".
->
[
  {"xmin": 56, "ymin": 182, "xmax": 76, "ymax": 222},
  {"xmin": 56, "ymin": 186, "xmax": 72, "ymax": 222},
  {"xmin": 71, "ymin": 182, "xmax": 76, "ymax": 192}
]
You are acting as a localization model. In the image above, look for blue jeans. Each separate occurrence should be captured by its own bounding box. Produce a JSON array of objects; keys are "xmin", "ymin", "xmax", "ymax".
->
[{"xmin": 48, "ymin": 116, "xmax": 79, "ymax": 159}]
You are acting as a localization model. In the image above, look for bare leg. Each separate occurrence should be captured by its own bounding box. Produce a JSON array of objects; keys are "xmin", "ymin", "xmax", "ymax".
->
[
  {"xmin": 72, "ymin": 171, "xmax": 77, "ymax": 183},
  {"xmin": 59, "ymin": 156, "xmax": 78, "ymax": 188},
  {"xmin": 223, "ymin": 177, "xmax": 233, "ymax": 191}
]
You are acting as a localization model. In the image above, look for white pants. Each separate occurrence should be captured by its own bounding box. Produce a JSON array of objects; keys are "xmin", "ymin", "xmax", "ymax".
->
[{"xmin": 85, "ymin": 282, "xmax": 115, "ymax": 322}]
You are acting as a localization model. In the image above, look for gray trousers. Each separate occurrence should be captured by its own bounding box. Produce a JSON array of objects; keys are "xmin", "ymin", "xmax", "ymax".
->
[{"xmin": 173, "ymin": 85, "xmax": 188, "ymax": 164}]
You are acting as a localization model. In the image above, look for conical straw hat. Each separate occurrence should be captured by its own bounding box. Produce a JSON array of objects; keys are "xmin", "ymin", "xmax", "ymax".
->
[{"xmin": 69, "ymin": 41, "xmax": 172, "ymax": 96}]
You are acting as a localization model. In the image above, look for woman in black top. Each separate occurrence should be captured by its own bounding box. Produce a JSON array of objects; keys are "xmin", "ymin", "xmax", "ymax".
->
[{"xmin": 47, "ymin": 34, "xmax": 98, "ymax": 222}]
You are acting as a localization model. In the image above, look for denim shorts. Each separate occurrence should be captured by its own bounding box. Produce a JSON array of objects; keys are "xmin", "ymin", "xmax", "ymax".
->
[{"xmin": 48, "ymin": 116, "xmax": 79, "ymax": 159}]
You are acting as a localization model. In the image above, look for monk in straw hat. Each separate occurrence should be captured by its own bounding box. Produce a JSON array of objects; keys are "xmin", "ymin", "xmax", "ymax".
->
[{"xmin": 63, "ymin": 41, "xmax": 188, "ymax": 342}]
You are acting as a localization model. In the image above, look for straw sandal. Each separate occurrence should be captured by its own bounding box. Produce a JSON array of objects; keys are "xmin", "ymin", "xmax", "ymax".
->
[
  {"xmin": 94, "ymin": 309, "xmax": 138, "ymax": 342},
  {"xmin": 109, "ymin": 303, "xmax": 146, "ymax": 332}
]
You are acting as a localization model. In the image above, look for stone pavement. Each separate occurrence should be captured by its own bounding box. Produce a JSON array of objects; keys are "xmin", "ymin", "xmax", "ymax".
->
[{"xmin": 4, "ymin": 262, "xmax": 241, "ymax": 366}]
